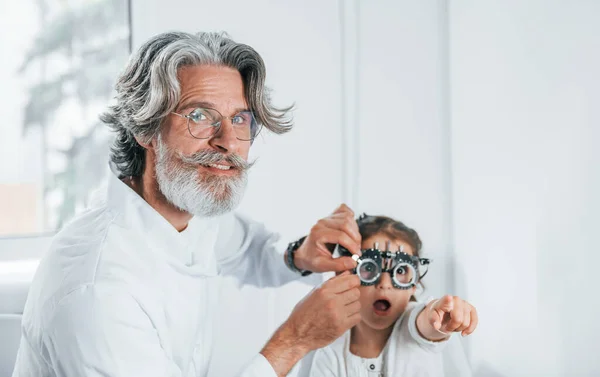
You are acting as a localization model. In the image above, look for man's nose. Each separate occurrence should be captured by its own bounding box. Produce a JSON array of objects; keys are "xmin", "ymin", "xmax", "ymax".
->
[{"xmin": 208, "ymin": 119, "xmax": 239, "ymax": 154}]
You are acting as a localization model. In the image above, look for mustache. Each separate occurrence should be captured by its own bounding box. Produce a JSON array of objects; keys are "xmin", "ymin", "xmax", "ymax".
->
[{"xmin": 177, "ymin": 149, "xmax": 255, "ymax": 171}]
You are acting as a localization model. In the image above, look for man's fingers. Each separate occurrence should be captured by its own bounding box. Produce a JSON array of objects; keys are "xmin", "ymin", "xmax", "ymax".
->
[
  {"xmin": 339, "ymin": 287, "xmax": 360, "ymax": 305},
  {"xmin": 333, "ymin": 203, "xmax": 354, "ymax": 217},
  {"xmin": 345, "ymin": 311, "xmax": 362, "ymax": 328},
  {"xmin": 463, "ymin": 305, "xmax": 478, "ymax": 336},
  {"xmin": 335, "ymin": 256, "xmax": 359, "ymax": 271},
  {"xmin": 331, "ymin": 205, "xmax": 359, "ymax": 243},
  {"xmin": 318, "ymin": 229, "xmax": 361, "ymax": 256},
  {"xmin": 320, "ymin": 218, "xmax": 361, "ymax": 246},
  {"xmin": 344, "ymin": 301, "xmax": 361, "ymax": 317},
  {"xmin": 313, "ymin": 255, "xmax": 357, "ymax": 273},
  {"xmin": 326, "ymin": 270, "xmax": 350, "ymax": 280},
  {"xmin": 326, "ymin": 273, "xmax": 361, "ymax": 293},
  {"xmin": 334, "ymin": 217, "xmax": 361, "ymax": 244}
]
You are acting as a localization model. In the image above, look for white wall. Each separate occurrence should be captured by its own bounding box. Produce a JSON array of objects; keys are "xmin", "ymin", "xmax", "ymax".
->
[
  {"xmin": 356, "ymin": 0, "xmax": 452, "ymax": 300},
  {"xmin": 450, "ymin": 1, "xmax": 600, "ymax": 376}
]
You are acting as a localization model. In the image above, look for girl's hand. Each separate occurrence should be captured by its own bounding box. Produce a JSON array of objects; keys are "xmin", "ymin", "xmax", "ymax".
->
[{"xmin": 417, "ymin": 295, "xmax": 478, "ymax": 341}]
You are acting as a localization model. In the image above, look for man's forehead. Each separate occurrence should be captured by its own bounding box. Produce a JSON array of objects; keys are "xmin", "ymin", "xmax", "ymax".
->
[
  {"xmin": 177, "ymin": 65, "xmax": 249, "ymax": 111},
  {"xmin": 176, "ymin": 99, "xmax": 250, "ymax": 114},
  {"xmin": 177, "ymin": 64, "xmax": 243, "ymax": 84}
]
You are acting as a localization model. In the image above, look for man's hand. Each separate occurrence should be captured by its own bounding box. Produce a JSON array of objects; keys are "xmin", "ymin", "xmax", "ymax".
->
[
  {"xmin": 417, "ymin": 295, "xmax": 479, "ymax": 341},
  {"xmin": 260, "ymin": 272, "xmax": 362, "ymax": 376},
  {"xmin": 293, "ymin": 204, "xmax": 362, "ymax": 273},
  {"xmin": 285, "ymin": 272, "xmax": 362, "ymax": 350}
]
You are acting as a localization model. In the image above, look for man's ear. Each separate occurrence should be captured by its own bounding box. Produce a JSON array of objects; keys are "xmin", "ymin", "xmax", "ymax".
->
[{"xmin": 134, "ymin": 134, "xmax": 152, "ymax": 149}]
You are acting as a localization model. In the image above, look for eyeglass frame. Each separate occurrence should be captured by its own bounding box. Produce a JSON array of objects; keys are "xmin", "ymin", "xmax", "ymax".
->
[
  {"xmin": 338, "ymin": 244, "xmax": 432, "ymax": 287},
  {"xmin": 337, "ymin": 212, "xmax": 433, "ymax": 287},
  {"xmin": 171, "ymin": 105, "xmax": 261, "ymax": 141}
]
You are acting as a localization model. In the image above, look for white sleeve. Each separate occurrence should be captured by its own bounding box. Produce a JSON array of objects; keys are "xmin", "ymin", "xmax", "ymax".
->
[
  {"xmin": 308, "ymin": 347, "xmax": 342, "ymax": 377},
  {"xmin": 406, "ymin": 301, "xmax": 450, "ymax": 352},
  {"xmin": 11, "ymin": 329, "xmax": 48, "ymax": 377},
  {"xmin": 39, "ymin": 284, "xmax": 183, "ymax": 377},
  {"xmin": 405, "ymin": 303, "xmax": 473, "ymax": 376},
  {"xmin": 234, "ymin": 354, "xmax": 278, "ymax": 377},
  {"xmin": 215, "ymin": 213, "xmax": 318, "ymax": 288}
]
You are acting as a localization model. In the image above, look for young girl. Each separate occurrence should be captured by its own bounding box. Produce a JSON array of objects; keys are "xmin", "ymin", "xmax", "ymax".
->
[{"xmin": 309, "ymin": 214, "xmax": 478, "ymax": 377}]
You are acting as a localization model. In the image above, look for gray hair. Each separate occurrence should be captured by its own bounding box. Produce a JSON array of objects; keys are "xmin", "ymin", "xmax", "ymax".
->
[{"xmin": 101, "ymin": 31, "xmax": 293, "ymax": 177}]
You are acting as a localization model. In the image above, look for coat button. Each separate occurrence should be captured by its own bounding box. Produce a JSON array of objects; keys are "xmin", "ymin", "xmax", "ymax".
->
[{"xmin": 370, "ymin": 364, "xmax": 375, "ymax": 370}]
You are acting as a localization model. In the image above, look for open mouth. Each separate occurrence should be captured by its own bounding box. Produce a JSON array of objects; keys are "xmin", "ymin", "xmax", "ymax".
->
[{"xmin": 373, "ymin": 299, "xmax": 391, "ymax": 314}]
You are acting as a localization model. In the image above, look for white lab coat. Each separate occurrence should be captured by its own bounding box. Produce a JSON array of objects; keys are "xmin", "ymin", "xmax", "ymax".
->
[
  {"xmin": 11, "ymin": 171, "xmax": 303, "ymax": 377},
  {"xmin": 310, "ymin": 301, "xmax": 472, "ymax": 377}
]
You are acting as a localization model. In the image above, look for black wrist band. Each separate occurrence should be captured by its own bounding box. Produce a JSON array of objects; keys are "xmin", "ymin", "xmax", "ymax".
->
[{"xmin": 286, "ymin": 236, "xmax": 312, "ymax": 276}]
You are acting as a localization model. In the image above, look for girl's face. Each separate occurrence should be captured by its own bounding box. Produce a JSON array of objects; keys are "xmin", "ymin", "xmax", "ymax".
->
[{"xmin": 357, "ymin": 234, "xmax": 417, "ymax": 331}]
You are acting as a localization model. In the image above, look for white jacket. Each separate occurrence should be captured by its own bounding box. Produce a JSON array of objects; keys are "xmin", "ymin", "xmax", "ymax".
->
[{"xmin": 11, "ymin": 172, "xmax": 302, "ymax": 377}]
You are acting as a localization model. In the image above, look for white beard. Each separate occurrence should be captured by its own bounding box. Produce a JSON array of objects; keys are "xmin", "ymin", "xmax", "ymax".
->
[{"xmin": 154, "ymin": 136, "xmax": 248, "ymax": 217}]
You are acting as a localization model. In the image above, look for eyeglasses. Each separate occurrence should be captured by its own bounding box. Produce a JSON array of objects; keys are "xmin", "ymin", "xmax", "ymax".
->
[
  {"xmin": 171, "ymin": 107, "xmax": 261, "ymax": 141},
  {"xmin": 354, "ymin": 246, "xmax": 431, "ymax": 289},
  {"xmin": 338, "ymin": 242, "xmax": 432, "ymax": 289}
]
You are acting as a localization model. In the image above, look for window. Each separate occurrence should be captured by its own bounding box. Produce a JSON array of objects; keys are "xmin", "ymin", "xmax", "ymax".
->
[{"xmin": 0, "ymin": 0, "xmax": 131, "ymax": 236}]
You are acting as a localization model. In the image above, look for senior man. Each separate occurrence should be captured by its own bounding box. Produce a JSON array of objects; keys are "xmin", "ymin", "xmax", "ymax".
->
[{"xmin": 11, "ymin": 31, "xmax": 362, "ymax": 377}]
